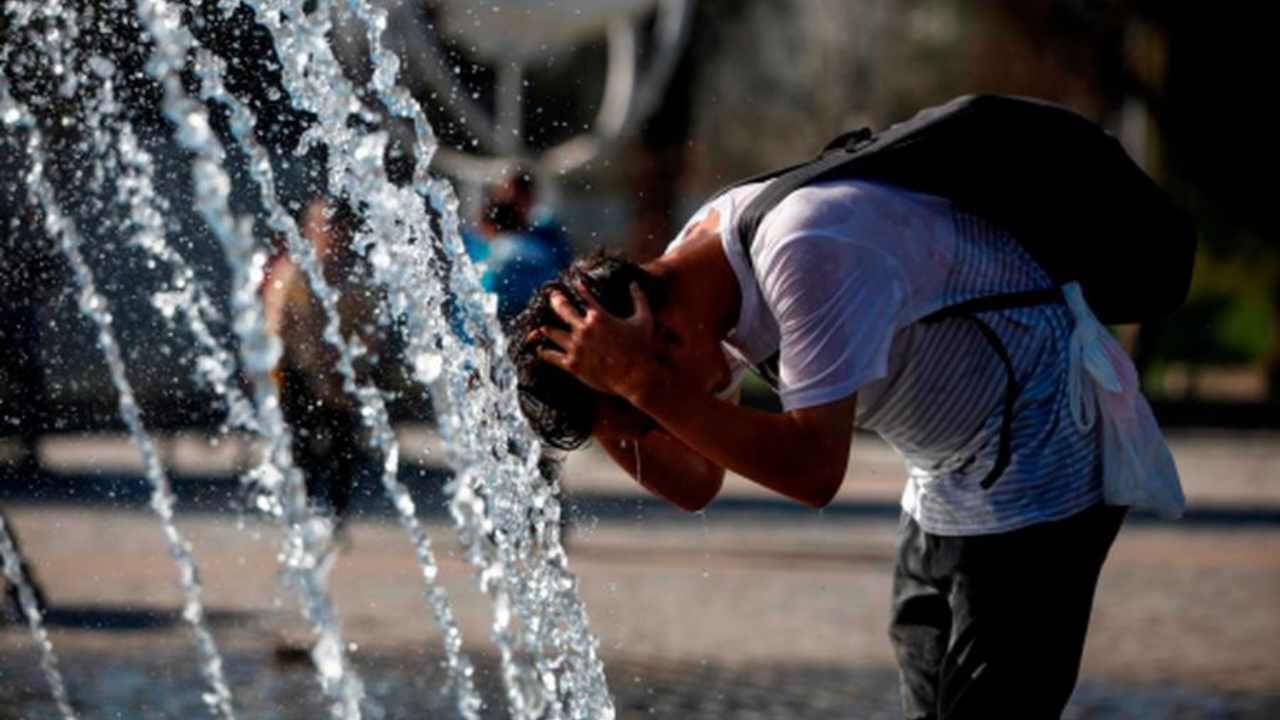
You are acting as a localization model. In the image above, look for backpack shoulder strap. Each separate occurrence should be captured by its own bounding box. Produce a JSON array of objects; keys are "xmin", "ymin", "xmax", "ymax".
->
[
  {"xmin": 918, "ymin": 288, "xmax": 1064, "ymax": 490},
  {"xmin": 704, "ymin": 127, "xmax": 876, "ymax": 208},
  {"xmin": 732, "ymin": 94, "xmax": 1010, "ymax": 268},
  {"xmin": 752, "ymin": 288, "xmax": 1065, "ymax": 491},
  {"xmin": 733, "ymin": 128, "xmax": 875, "ymax": 266}
]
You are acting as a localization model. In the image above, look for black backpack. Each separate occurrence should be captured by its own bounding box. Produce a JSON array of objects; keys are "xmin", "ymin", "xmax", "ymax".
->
[{"xmin": 722, "ymin": 95, "xmax": 1196, "ymax": 488}]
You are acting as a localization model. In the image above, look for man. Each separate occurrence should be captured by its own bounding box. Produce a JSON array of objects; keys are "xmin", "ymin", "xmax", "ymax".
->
[{"xmin": 511, "ymin": 176, "xmax": 1127, "ymax": 717}]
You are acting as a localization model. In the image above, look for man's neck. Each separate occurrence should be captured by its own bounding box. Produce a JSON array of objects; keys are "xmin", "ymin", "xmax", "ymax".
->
[{"xmin": 647, "ymin": 212, "xmax": 741, "ymax": 339}]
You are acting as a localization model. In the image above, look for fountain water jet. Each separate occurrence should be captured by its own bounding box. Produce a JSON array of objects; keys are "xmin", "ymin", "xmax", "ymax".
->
[
  {"xmin": 191, "ymin": 42, "xmax": 482, "ymax": 719},
  {"xmin": 134, "ymin": 0, "xmax": 368, "ymax": 714},
  {"xmin": 0, "ymin": 72, "xmax": 237, "ymax": 719},
  {"xmin": 1, "ymin": 0, "xmax": 616, "ymax": 717},
  {"xmin": 230, "ymin": 0, "xmax": 614, "ymax": 714},
  {"xmin": 0, "ymin": 512, "xmax": 77, "ymax": 720}
]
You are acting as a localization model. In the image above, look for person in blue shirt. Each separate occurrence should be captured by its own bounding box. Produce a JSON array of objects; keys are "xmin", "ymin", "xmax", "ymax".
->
[
  {"xmin": 466, "ymin": 166, "xmax": 575, "ymax": 324},
  {"xmin": 475, "ymin": 233, "xmax": 563, "ymax": 322}
]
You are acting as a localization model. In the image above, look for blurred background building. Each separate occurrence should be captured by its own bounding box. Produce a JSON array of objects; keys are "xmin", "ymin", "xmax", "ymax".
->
[{"xmin": 1, "ymin": 0, "xmax": 1276, "ymax": 439}]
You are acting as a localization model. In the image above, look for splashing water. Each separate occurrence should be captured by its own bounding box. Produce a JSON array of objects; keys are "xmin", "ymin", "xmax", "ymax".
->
[
  {"xmin": 0, "ymin": 0, "xmax": 615, "ymax": 718},
  {"xmin": 46, "ymin": 0, "xmax": 258, "ymax": 436},
  {"xmin": 346, "ymin": 2, "xmax": 614, "ymax": 712},
  {"xmin": 0, "ymin": 69, "xmax": 238, "ymax": 720},
  {"xmin": 0, "ymin": 513, "xmax": 77, "ymax": 720},
  {"xmin": 134, "ymin": 0, "xmax": 368, "ymax": 716},
  {"xmin": 189, "ymin": 34, "xmax": 482, "ymax": 719},
  {"xmin": 233, "ymin": 0, "xmax": 614, "ymax": 716}
]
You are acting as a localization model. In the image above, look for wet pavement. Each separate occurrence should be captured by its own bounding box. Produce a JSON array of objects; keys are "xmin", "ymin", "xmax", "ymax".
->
[
  {"xmin": 5, "ymin": 645, "xmax": 1276, "ymax": 719},
  {"xmin": 1, "ymin": 430, "xmax": 1278, "ymax": 718}
]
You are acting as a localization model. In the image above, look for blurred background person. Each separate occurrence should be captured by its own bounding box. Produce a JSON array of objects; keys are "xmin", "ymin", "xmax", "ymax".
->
[
  {"xmin": 464, "ymin": 166, "xmax": 575, "ymax": 325},
  {"xmin": 264, "ymin": 198, "xmax": 387, "ymax": 537}
]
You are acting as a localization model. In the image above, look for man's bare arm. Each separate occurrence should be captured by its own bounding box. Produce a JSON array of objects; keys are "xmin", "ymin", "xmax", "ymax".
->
[
  {"xmin": 538, "ymin": 284, "xmax": 856, "ymax": 508},
  {"xmin": 592, "ymin": 396, "xmax": 725, "ymax": 512},
  {"xmin": 629, "ymin": 383, "xmax": 856, "ymax": 508}
]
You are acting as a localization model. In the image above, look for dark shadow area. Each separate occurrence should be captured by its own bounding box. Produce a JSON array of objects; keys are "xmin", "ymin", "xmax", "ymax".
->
[
  {"xmin": 568, "ymin": 495, "xmax": 1280, "ymax": 528},
  {"xmin": 2, "ymin": 464, "xmax": 1279, "ymax": 529},
  {"xmin": 1, "ymin": 644, "xmax": 1277, "ymax": 719},
  {"xmin": 31, "ymin": 605, "xmax": 255, "ymax": 632},
  {"xmin": 1151, "ymin": 401, "xmax": 1280, "ymax": 429},
  {"xmin": 566, "ymin": 493, "xmax": 902, "ymax": 524},
  {"xmin": 0, "ymin": 464, "xmax": 454, "ymax": 516},
  {"xmin": 565, "ymin": 541, "xmax": 895, "ymax": 571}
]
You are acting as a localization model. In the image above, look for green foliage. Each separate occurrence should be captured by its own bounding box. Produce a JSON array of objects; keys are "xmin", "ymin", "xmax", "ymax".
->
[
  {"xmin": 1218, "ymin": 297, "xmax": 1275, "ymax": 362},
  {"xmin": 1159, "ymin": 294, "xmax": 1273, "ymax": 365}
]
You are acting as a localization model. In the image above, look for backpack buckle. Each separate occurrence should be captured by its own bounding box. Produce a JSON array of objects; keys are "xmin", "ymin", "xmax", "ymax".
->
[
  {"xmin": 822, "ymin": 128, "xmax": 872, "ymax": 155},
  {"xmin": 843, "ymin": 128, "xmax": 873, "ymax": 152}
]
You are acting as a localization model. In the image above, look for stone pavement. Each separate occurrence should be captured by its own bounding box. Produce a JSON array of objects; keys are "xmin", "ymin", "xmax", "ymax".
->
[{"xmin": 1, "ymin": 430, "xmax": 1278, "ymax": 717}]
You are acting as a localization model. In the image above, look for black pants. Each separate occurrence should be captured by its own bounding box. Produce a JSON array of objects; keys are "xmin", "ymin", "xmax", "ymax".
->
[
  {"xmin": 889, "ymin": 503, "xmax": 1125, "ymax": 720},
  {"xmin": 0, "ymin": 305, "xmax": 44, "ymax": 462}
]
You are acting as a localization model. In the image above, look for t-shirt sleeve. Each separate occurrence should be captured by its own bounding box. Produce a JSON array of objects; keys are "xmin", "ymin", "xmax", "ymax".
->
[
  {"xmin": 758, "ymin": 231, "xmax": 906, "ymax": 411},
  {"xmin": 714, "ymin": 345, "xmax": 750, "ymax": 400}
]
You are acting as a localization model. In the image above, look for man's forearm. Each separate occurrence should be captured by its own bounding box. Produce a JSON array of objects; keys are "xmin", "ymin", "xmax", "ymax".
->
[
  {"xmin": 596, "ymin": 429, "xmax": 724, "ymax": 512},
  {"xmin": 530, "ymin": 272, "xmax": 854, "ymax": 508},
  {"xmin": 626, "ymin": 377, "xmax": 854, "ymax": 508}
]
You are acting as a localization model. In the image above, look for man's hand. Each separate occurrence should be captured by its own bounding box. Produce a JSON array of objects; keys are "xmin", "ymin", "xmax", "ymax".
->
[{"xmin": 536, "ymin": 280, "xmax": 662, "ymax": 402}]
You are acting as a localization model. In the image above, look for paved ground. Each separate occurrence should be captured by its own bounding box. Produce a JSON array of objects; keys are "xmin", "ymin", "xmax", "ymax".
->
[{"xmin": 1, "ymin": 430, "xmax": 1278, "ymax": 718}]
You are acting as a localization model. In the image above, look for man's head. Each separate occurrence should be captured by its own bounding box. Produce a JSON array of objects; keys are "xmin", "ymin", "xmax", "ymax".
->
[
  {"xmin": 510, "ymin": 223, "xmax": 740, "ymax": 449},
  {"xmin": 481, "ymin": 165, "xmax": 537, "ymax": 236},
  {"xmin": 510, "ymin": 251, "xmax": 666, "ymax": 449}
]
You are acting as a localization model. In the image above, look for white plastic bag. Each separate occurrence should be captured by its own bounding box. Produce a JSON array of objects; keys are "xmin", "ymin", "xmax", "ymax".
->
[{"xmin": 1064, "ymin": 282, "xmax": 1185, "ymax": 519}]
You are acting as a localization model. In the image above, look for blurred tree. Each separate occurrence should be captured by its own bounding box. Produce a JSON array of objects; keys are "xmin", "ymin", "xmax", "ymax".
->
[
  {"xmin": 659, "ymin": 0, "xmax": 1278, "ymax": 400},
  {"xmin": 1144, "ymin": 3, "xmax": 1278, "ymax": 399},
  {"xmin": 620, "ymin": 0, "xmax": 895, "ymax": 259},
  {"xmin": 624, "ymin": 0, "xmax": 746, "ymax": 260},
  {"xmin": 623, "ymin": 12, "xmax": 695, "ymax": 261},
  {"xmin": 685, "ymin": 0, "xmax": 894, "ymax": 187}
]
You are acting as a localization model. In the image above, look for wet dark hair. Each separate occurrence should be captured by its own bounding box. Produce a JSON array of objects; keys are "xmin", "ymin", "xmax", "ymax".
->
[{"xmin": 509, "ymin": 251, "xmax": 666, "ymax": 450}]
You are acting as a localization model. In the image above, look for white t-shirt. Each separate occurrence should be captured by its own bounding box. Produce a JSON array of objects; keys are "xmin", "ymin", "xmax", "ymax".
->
[{"xmin": 667, "ymin": 179, "xmax": 1102, "ymax": 535}]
